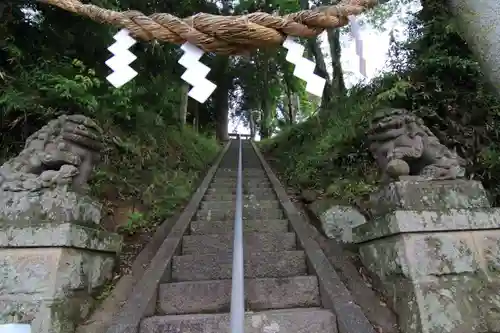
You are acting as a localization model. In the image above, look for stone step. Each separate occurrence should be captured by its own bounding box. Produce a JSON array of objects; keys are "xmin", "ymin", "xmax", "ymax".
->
[
  {"xmin": 190, "ymin": 219, "xmax": 289, "ymax": 235},
  {"xmin": 205, "ymin": 189, "xmax": 276, "ymax": 198},
  {"xmin": 213, "ymin": 175, "xmax": 268, "ymax": 181},
  {"xmin": 210, "ymin": 180, "xmax": 271, "ymax": 188},
  {"xmin": 200, "ymin": 200, "xmax": 281, "ymax": 210},
  {"xmin": 182, "ymin": 232, "xmax": 296, "ymax": 255},
  {"xmin": 172, "ymin": 250, "xmax": 306, "ymax": 281},
  {"xmin": 212, "ymin": 176, "xmax": 269, "ymax": 184},
  {"xmin": 203, "ymin": 193, "xmax": 277, "ymax": 201},
  {"xmin": 207, "ymin": 185, "xmax": 274, "ymax": 193},
  {"xmin": 140, "ymin": 308, "xmax": 337, "ymax": 333},
  {"xmin": 215, "ymin": 169, "xmax": 264, "ymax": 172},
  {"xmin": 157, "ymin": 276, "xmax": 320, "ymax": 315},
  {"xmin": 195, "ymin": 207, "xmax": 284, "ymax": 221},
  {"xmin": 215, "ymin": 172, "xmax": 266, "ymax": 178}
]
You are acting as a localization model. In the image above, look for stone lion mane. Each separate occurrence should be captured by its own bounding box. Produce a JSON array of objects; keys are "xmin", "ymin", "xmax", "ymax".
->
[
  {"xmin": 367, "ymin": 108, "xmax": 466, "ymax": 182},
  {"xmin": 0, "ymin": 114, "xmax": 103, "ymax": 193}
]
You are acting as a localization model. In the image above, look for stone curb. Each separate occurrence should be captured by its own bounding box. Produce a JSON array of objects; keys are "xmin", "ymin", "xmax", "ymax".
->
[{"xmin": 251, "ymin": 141, "xmax": 377, "ymax": 333}]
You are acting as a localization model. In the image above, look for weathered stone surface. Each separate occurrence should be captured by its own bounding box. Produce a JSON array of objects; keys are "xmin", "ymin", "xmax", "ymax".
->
[
  {"xmin": 357, "ymin": 229, "xmax": 500, "ymax": 333},
  {"xmin": 354, "ymin": 178, "xmax": 500, "ymax": 333},
  {"xmin": 0, "ymin": 247, "xmax": 115, "ymax": 298},
  {"xmin": 0, "ymin": 246, "xmax": 116, "ymax": 332},
  {"xmin": 353, "ymin": 208, "xmax": 500, "ymax": 243},
  {"xmin": 367, "ymin": 108, "xmax": 466, "ymax": 182},
  {"xmin": 0, "ymin": 223, "xmax": 121, "ymax": 252},
  {"xmin": 0, "ymin": 186, "xmax": 102, "ymax": 226},
  {"xmin": 0, "ymin": 114, "xmax": 103, "ymax": 194},
  {"xmin": 0, "ymin": 215, "xmax": 120, "ymax": 333},
  {"xmin": 313, "ymin": 203, "xmax": 366, "ymax": 243},
  {"xmin": 141, "ymin": 308, "xmax": 337, "ymax": 333},
  {"xmin": 364, "ymin": 179, "xmax": 490, "ymax": 217},
  {"xmin": 0, "ymin": 293, "xmax": 93, "ymax": 333},
  {"xmin": 0, "ymin": 116, "xmax": 117, "ymax": 333}
]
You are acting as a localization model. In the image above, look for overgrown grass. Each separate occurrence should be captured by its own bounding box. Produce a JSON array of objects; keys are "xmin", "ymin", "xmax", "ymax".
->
[
  {"xmin": 260, "ymin": 88, "xmax": 381, "ymax": 204},
  {"xmin": 90, "ymin": 124, "xmax": 220, "ymax": 234}
]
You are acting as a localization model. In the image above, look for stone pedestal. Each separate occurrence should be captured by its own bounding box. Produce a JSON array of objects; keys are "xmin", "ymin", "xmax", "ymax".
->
[
  {"xmin": 0, "ymin": 190, "xmax": 121, "ymax": 333},
  {"xmin": 353, "ymin": 179, "xmax": 500, "ymax": 333}
]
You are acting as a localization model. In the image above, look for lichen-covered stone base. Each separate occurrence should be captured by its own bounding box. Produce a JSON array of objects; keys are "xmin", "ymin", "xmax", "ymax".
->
[
  {"xmin": 0, "ymin": 186, "xmax": 101, "ymax": 226},
  {"xmin": 354, "ymin": 180, "xmax": 500, "ymax": 333},
  {"xmin": 0, "ymin": 223, "xmax": 121, "ymax": 251},
  {"xmin": 0, "ymin": 225, "xmax": 120, "ymax": 333},
  {"xmin": 358, "ymin": 230, "xmax": 500, "ymax": 333},
  {"xmin": 367, "ymin": 179, "xmax": 490, "ymax": 216}
]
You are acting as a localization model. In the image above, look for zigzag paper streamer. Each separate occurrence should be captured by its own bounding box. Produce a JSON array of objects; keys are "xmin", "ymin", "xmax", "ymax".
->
[
  {"xmin": 283, "ymin": 36, "xmax": 326, "ymax": 98},
  {"xmin": 178, "ymin": 42, "xmax": 217, "ymax": 103},
  {"xmin": 348, "ymin": 15, "xmax": 367, "ymax": 77},
  {"xmin": 105, "ymin": 29, "xmax": 138, "ymax": 88}
]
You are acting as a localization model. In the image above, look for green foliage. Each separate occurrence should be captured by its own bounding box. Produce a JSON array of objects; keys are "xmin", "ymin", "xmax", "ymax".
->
[
  {"xmin": 260, "ymin": 87, "xmax": 379, "ymax": 202},
  {"xmin": 1, "ymin": 0, "xmax": 220, "ymax": 234},
  {"xmin": 263, "ymin": 0, "xmax": 500, "ymax": 205},
  {"xmin": 90, "ymin": 125, "xmax": 219, "ymax": 232},
  {"xmin": 118, "ymin": 211, "xmax": 147, "ymax": 235}
]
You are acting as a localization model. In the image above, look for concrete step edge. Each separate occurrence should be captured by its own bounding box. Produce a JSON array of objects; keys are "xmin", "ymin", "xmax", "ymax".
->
[
  {"xmin": 140, "ymin": 308, "xmax": 337, "ymax": 333},
  {"xmin": 181, "ymin": 232, "xmax": 297, "ymax": 255},
  {"xmin": 172, "ymin": 250, "xmax": 307, "ymax": 281},
  {"xmin": 189, "ymin": 219, "xmax": 289, "ymax": 235},
  {"xmin": 157, "ymin": 276, "xmax": 320, "ymax": 315}
]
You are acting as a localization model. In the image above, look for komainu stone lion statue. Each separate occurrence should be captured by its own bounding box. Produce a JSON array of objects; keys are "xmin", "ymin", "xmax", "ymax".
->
[
  {"xmin": 0, "ymin": 115, "xmax": 104, "ymax": 225},
  {"xmin": 367, "ymin": 108, "xmax": 466, "ymax": 182},
  {"xmin": 0, "ymin": 114, "xmax": 103, "ymax": 193}
]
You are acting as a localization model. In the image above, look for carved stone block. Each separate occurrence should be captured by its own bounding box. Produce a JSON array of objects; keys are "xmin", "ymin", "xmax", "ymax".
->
[
  {"xmin": 353, "ymin": 180, "xmax": 500, "ymax": 333},
  {"xmin": 0, "ymin": 223, "xmax": 121, "ymax": 333}
]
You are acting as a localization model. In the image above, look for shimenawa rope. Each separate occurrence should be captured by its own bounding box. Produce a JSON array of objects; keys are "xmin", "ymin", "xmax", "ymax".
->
[{"xmin": 37, "ymin": 0, "xmax": 376, "ymax": 55}]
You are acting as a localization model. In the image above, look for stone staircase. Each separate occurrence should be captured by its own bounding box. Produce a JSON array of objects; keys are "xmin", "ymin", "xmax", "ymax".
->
[{"xmin": 139, "ymin": 140, "xmax": 337, "ymax": 332}]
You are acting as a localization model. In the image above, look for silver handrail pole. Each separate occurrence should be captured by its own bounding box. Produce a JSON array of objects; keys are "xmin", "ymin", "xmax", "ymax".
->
[{"xmin": 230, "ymin": 136, "xmax": 245, "ymax": 333}]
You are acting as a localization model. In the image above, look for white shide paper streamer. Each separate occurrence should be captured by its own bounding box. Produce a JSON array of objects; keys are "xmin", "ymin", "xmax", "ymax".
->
[
  {"xmin": 283, "ymin": 36, "xmax": 326, "ymax": 98},
  {"xmin": 348, "ymin": 15, "xmax": 367, "ymax": 77},
  {"xmin": 105, "ymin": 29, "xmax": 138, "ymax": 88},
  {"xmin": 178, "ymin": 42, "xmax": 217, "ymax": 103}
]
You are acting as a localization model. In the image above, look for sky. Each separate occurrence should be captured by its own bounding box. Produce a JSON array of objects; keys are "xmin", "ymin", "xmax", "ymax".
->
[{"xmin": 229, "ymin": 0, "xmax": 422, "ymax": 137}]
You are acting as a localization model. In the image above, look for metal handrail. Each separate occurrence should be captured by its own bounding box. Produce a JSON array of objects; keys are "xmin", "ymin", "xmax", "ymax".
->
[{"xmin": 230, "ymin": 136, "xmax": 245, "ymax": 333}]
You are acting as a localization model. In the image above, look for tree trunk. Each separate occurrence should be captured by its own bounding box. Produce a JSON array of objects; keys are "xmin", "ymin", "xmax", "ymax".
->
[
  {"xmin": 213, "ymin": 56, "xmax": 230, "ymax": 141},
  {"xmin": 284, "ymin": 80, "xmax": 295, "ymax": 125},
  {"xmin": 446, "ymin": 0, "xmax": 500, "ymax": 96},
  {"xmin": 249, "ymin": 110, "xmax": 256, "ymax": 140},
  {"xmin": 191, "ymin": 100, "xmax": 199, "ymax": 132},
  {"xmin": 179, "ymin": 83, "xmax": 189, "ymax": 127},
  {"xmin": 326, "ymin": 28, "xmax": 346, "ymax": 96},
  {"xmin": 291, "ymin": 94, "xmax": 299, "ymax": 123},
  {"xmin": 259, "ymin": 53, "xmax": 272, "ymax": 139}
]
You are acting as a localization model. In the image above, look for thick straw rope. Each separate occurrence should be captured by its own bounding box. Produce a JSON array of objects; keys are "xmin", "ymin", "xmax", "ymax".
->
[{"xmin": 37, "ymin": 0, "xmax": 376, "ymax": 55}]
